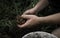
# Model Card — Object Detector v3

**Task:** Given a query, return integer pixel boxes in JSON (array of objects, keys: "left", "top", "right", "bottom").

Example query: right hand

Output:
[
  {"left": 17, "top": 15, "right": 42, "bottom": 28},
  {"left": 23, "top": 8, "right": 37, "bottom": 15}
]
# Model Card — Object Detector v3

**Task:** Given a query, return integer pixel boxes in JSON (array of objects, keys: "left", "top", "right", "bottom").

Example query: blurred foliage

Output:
[
  {"left": 0, "top": 0, "right": 39, "bottom": 27},
  {"left": 0, "top": 0, "right": 59, "bottom": 38}
]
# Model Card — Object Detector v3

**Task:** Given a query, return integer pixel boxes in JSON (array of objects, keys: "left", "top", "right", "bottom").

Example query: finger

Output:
[
  {"left": 21, "top": 15, "right": 33, "bottom": 19},
  {"left": 18, "top": 20, "right": 32, "bottom": 28},
  {"left": 23, "top": 12, "right": 35, "bottom": 15},
  {"left": 23, "top": 12, "right": 29, "bottom": 15},
  {"left": 23, "top": 12, "right": 33, "bottom": 15},
  {"left": 22, "top": 11, "right": 29, "bottom": 15}
]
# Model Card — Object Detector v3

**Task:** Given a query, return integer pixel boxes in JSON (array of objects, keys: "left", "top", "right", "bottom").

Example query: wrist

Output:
[
  {"left": 38, "top": 17, "right": 48, "bottom": 24},
  {"left": 33, "top": 7, "right": 40, "bottom": 13}
]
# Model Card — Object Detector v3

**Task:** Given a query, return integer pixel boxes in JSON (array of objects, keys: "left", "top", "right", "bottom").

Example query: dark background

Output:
[{"left": 0, "top": 0, "right": 59, "bottom": 38}]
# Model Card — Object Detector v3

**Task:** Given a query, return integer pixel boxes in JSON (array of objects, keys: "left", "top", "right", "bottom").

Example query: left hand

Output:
[{"left": 17, "top": 15, "right": 42, "bottom": 28}]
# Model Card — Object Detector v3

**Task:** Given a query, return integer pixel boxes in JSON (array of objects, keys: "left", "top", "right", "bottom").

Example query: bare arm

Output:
[
  {"left": 18, "top": 13, "right": 60, "bottom": 28},
  {"left": 34, "top": 0, "right": 49, "bottom": 12},
  {"left": 41, "top": 13, "right": 60, "bottom": 24},
  {"left": 23, "top": 0, "right": 49, "bottom": 15}
]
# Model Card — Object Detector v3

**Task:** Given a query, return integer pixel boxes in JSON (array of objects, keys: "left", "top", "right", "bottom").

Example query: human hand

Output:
[
  {"left": 23, "top": 8, "right": 37, "bottom": 15},
  {"left": 17, "top": 15, "right": 43, "bottom": 28}
]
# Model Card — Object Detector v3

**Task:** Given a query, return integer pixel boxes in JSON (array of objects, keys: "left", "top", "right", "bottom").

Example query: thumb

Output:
[{"left": 21, "top": 15, "right": 32, "bottom": 19}]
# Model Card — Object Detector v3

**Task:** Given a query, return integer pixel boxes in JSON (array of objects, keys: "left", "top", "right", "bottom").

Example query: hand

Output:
[
  {"left": 23, "top": 8, "right": 37, "bottom": 15},
  {"left": 17, "top": 15, "right": 43, "bottom": 28}
]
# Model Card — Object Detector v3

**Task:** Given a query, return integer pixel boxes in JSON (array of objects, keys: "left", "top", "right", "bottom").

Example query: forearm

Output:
[
  {"left": 34, "top": 0, "right": 48, "bottom": 12},
  {"left": 40, "top": 13, "right": 60, "bottom": 24}
]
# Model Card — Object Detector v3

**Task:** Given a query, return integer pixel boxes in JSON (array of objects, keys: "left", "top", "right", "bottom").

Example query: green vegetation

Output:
[{"left": 0, "top": 0, "right": 58, "bottom": 38}]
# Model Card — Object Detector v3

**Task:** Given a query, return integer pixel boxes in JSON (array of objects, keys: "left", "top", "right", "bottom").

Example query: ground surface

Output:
[{"left": 0, "top": 0, "right": 59, "bottom": 38}]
